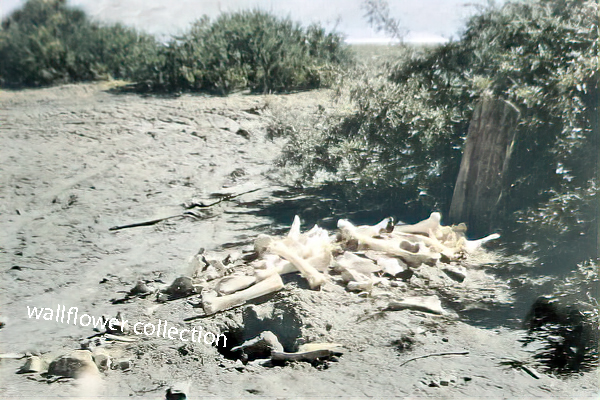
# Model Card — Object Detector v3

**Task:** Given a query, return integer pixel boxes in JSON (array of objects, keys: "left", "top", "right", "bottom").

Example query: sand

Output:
[{"left": 0, "top": 83, "right": 597, "bottom": 399}]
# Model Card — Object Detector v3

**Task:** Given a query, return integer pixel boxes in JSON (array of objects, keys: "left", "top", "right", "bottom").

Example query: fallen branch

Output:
[
  {"left": 109, "top": 188, "right": 262, "bottom": 231},
  {"left": 182, "top": 187, "right": 261, "bottom": 209},
  {"left": 399, "top": 351, "right": 469, "bottom": 367},
  {"left": 109, "top": 212, "right": 199, "bottom": 231}
]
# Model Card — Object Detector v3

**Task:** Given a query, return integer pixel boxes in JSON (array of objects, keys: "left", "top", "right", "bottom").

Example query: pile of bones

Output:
[
  {"left": 171, "top": 212, "right": 504, "bottom": 363},
  {"left": 15, "top": 212, "right": 505, "bottom": 378}
]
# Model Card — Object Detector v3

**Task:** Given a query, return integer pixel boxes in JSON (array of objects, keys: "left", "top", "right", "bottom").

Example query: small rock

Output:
[
  {"left": 116, "top": 359, "right": 132, "bottom": 371},
  {"left": 129, "top": 280, "right": 154, "bottom": 296},
  {"left": 48, "top": 350, "right": 99, "bottom": 378},
  {"left": 163, "top": 277, "right": 200, "bottom": 299},
  {"left": 166, "top": 381, "right": 190, "bottom": 400},
  {"left": 442, "top": 265, "right": 467, "bottom": 283},
  {"left": 92, "top": 348, "right": 111, "bottom": 371}
]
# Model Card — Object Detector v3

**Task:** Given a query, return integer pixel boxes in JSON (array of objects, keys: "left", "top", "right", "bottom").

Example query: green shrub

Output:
[
  {"left": 276, "top": 0, "right": 597, "bottom": 239},
  {"left": 136, "top": 10, "right": 351, "bottom": 94},
  {"left": 0, "top": 0, "right": 159, "bottom": 87}
]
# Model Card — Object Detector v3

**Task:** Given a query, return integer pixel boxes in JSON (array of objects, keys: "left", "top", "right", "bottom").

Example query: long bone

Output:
[
  {"left": 202, "top": 274, "right": 284, "bottom": 315},
  {"left": 338, "top": 220, "right": 439, "bottom": 265},
  {"left": 269, "top": 241, "right": 328, "bottom": 289},
  {"left": 215, "top": 275, "right": 257, "bottom": 295},
  {"left": 254, "top": 251, "right": 331, "bottom": 281}
]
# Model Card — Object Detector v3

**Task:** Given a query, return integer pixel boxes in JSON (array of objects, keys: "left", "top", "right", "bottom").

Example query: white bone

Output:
[
  {"left": 271, "top": 349, "right": 334, "bottom": 362},
  {"left": 297, "top": 343, "right": 344, "bottom": 352},
  {"left": 394, "top": 212, "right": 442, "bottom": 236},
  {"left": 216, "top": 275, "right": 257, "bottom": 295},
  {"left": 376, "top": 256, "right": 408, "bottom": 277},
  {"left": 254, "top": 260, "right": 297, "bottom": 280},
  {"left": 355, "top": 217, "right": 394, "bottom": 237},
  {"left": 269, "top": 241, "right": 328, "bottom": 289},
  {"left": 231, "top": 331, "right": 284, "bottom": 354},
  {"left": 386, "top": 295, "right": 446, "bottom": 315},
  {"left": 254, "top": 234, "right": 274, "bottom": 255},
  {"left": 463, "top": 233, "right": 501, "bottom": 253},
  {"left": 334, "top": 252, "right": 381, "bottom": 275},
  {"left": 202, "top": 274, "right": 284, "bottom": 315},
  {"left": 338, "top": 219, "right": 439, "bottom": 265},
  {"left": 288, "top": 215, "right": 302, "bottom": 241},
  {"left": 347, "top": 280, "right": 373, "bottom": 292}
]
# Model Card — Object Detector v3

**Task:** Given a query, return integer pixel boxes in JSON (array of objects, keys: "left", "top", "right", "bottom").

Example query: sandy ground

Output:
[{"left": 0, "top": 83, "right": 597, "bottom": 399}]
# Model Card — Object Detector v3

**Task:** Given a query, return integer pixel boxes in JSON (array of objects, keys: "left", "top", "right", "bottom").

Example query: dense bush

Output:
[
  {"left": 1, "top": 2, "right": 347, "bottom": 93},
  {"left": 275, "top": 0, "right": 597, "bottom": 247},
  {"left": 0, "top": 0, "right": 158, "bottom": 87},
  {"left": 135, "top": 10, "right": 351, "bottom": 94}
]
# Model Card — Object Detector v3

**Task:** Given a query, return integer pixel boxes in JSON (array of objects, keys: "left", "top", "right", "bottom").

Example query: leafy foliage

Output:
[
  {"left": 0, "top": 2, "right": 348, "bottom": 93},
  {"left": 0, "top": 0, "right": 158, "bottom": 87},
  {"left": 276, "top": 0, "right": 598, "bottom": 239},
  {"left": 523, "top": 260, "right": 599, "bottom": 373},
  {"left": 135, "top": 10, "right": 351, "bottom": 94}
]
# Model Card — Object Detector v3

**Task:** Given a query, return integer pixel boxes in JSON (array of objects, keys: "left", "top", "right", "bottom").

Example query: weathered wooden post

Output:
[{"left": 449, "top": 94, "right": 520, "bottom": 236}]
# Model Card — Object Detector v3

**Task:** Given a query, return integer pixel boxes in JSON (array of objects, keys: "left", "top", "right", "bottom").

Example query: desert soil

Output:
[{"left": 0, "top": 83, "right": 597, "bottom": 399}]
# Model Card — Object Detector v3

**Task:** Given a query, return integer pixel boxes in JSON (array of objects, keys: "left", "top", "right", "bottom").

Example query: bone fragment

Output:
[
  {"left": 216, "top": 275, "right": 257, "bottom": 295},
  {"left": 376, "top": 256, "right": 409, "bottom": 277},
  {"left": 0, "top": 353, "right": 26, "bottom": 359},
  {"left": 19, "top": 356, "right": 47, "bottom": 373},
  {"left": 347, "top": 280, "right": 373, "bottom": 292},
  {"left": 297, "top": 343, "right": 344, "bottom": 353},
  {"left": 463, "top": 233, "right": 501, "bottom": 253},
  {"left": 386, "top": 295, "right": 446, "bottom": 315},
  {"left": 355, "top": 217, "right": 394, "bottom": 237},
  {"left": 254, "top": 256, "right": 297, "bottom": 280},
  {"left": 231, "top": 331, "right": 284, "bottom": 360},
  {"left": 394, "top": 212, "right": 442, "bottom": 236},
  {"left": 202, "top": 274, "right": 284, "bottom": 315},
  {"left": 334, "top": 252, "right": 381, "bottom": 275},
  {"left": 338, "top": 220, "right": 439, "bottom": 265},
  {"left": 254, "top": 234, "right": 274, "bottom": 255},
  {"left": 288, "top": 215, "right": 302, "bottom": 241},
  {"left": 271, "top": 349, "right": 334, "bottom": 362},
  {"left": 269, "top": 241, "right": 327, "bottom": 289}
]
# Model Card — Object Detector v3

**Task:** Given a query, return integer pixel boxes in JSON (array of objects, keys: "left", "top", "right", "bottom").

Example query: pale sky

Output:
[{"left": 1, "top": 0, "right": 509, "bottom": 43}]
